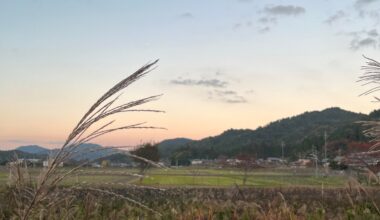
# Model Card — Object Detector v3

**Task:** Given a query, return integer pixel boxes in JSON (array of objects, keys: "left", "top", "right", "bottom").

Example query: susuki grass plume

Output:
[
  {"left": 358, "top": 56, "right": 380, "bottom": 151},
  {"left": 9, "top": 60, "right": 165, "bottom": 220}
]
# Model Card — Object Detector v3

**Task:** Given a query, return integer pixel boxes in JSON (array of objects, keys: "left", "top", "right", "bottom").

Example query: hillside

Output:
[
  {"left": 67, "top": 143, "right": 119, "bottom": 161},
  {"left": 8, "top": 144, "right": 120, "bottom": 162},
  {"left": 169, "top": 107, "right": 370, "bottom": 161},
  {"left": 158, "top": 138, "right": 193, "bottom": 158},
  {"left": 16, "top": 145, "right": 50, "bottom": 155}
]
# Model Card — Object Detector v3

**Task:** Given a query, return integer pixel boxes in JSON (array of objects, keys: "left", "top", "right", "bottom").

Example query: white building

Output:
[
  {"left": 191, "top": 159, "right": 203, "bottom": 165},
  {"left": 43, "top": 160, "right": 63, "bottom": 167}
]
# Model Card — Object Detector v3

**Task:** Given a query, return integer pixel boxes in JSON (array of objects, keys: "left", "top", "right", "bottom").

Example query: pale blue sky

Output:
[{"left": 1, "top": 0, "right": 380, "bottom": 148}]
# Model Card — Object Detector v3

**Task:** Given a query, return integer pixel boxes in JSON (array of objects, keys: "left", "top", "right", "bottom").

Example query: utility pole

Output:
[
  {"left": 324, "top": 131, "right": 328, "bottom": 160},
  {"left": 311, "top": 145, "right": 318, "bottom": 177},
  {"left": 281, "top": 141, "right": 285, "bottom": 161}
]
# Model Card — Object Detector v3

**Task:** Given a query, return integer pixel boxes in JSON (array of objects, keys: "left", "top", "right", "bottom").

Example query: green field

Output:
[
  {"left": 0, "top": 170, "right": 7, "bottom": 185},
  {"left": 0, "top": 167, "right": 348, "bottom": 188},
  {"left": 140, "top": 173, "right": 346, "bottom": 187},
  {"left": 139, "top": 168, "right": 347, "bottom": 187}
]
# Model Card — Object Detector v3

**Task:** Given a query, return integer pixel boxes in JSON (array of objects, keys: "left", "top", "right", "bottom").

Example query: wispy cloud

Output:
[
  {"left": 178, "top": 12, "right": 193, "bottom": 19},
  {"left": 264, "top": 5, "right": 305, "bottom": 16},
  {"left": 233, "top": 4, "right": 305, "bottom": 33},
  {"left": 171, "top": 72, "right": 251, "bottom": 104},
  {"left": 233, "top": 23, "right": 243, "bottom": 30},
  {"left": 354, "top": 0, "right": 380, "bottom": 23},
  {"left": 355, "top": 0, "right": 379, "bottom": 9},
  {"left": 258, "top": 26, "right": 271, "bottom": 33},
  {"left": 258, "top": 17, "right": 277, "bottom": 25},
  {"left": 329, "top": 0, "right": 380, "bottom": 50},
  {"left": 171, "top": 78, "right": 228, "bottom": 88},
  {"left": 351, "top": 37, "right": 377, "bottom": 50},
  {"left": 225, "top": 95, "right": 247, "bottom": 103},
  {"left": 254, "top": 4, "right": 305, "bottom": 33},
  {"left": 325, "top": 10, "right": 347, "bottom": 25},
  {"left": 210, "top": 89, "right": 248, "bottom": 104},
  {"left": 368, "top": 29, "right": 379, "bottom": 37},
  {"left": 233, "top": 21, "right": 253, "bottom": 30},
  {"left": 367, "top": 29, "right": 379, "bottom": 37},
  {"left": 341, "top": 29, "right": 379, "bottom": 50},
  {"left": 214, "top": 90, "right": 237, "bottom": 96}
]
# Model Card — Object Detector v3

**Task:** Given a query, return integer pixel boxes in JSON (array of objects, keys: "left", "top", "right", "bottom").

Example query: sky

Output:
[{"left": 1, "top": 0, "right": 380, "bottom": 149}]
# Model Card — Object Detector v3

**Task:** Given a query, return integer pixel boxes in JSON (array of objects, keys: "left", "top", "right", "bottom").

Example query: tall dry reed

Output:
[{"left": 9, "top": 60, "right": 164, "bottom": 219}]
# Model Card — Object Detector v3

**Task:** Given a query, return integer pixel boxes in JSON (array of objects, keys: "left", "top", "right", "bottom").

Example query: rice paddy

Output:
[{"left": 0, "top": 166, "right": 348, "bottom": 188}]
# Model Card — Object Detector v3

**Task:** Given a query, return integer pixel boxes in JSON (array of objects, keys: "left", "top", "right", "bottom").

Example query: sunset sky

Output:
[{"left": 1, "top": 0, "right": 380, "bottom": 149}]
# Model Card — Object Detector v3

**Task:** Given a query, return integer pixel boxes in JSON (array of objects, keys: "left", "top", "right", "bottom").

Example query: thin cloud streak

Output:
[
  {"left": 171, "top": 78, "right": 228, "bottom": 88},
  {"left": 355, "top": 0, "right": 379, "bottom": 9},
  {"left": 171, "top": 73, "right": 250, "bottom": 104},
  {"left": 264, "top": 5, "right": 306, "bottom": 16},
  {"left": 351, "top": 37, "right": 377, "bottom": 50},
  {"left": 258, "top": 17, "right": 277, "bottom": 24},
  {"left": 325, "top": 10, "right": 347, "bottom": 25},
  {"left": 254, "top": 4, "right": 305, "bottom": 33},
  {"left": 179, "top": 12, "right": 193, "bottom": 19},
  {"left": 210, "top": 89, "right": 248, "bottom": 104}
]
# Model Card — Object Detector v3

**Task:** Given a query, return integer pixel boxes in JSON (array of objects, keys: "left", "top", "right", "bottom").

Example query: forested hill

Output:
[
  {"left": 157, "top": 138, "right": 193, "bottom": 158},
  {"left": 168, "top": 107, "right": 373, "bottom": 161}
]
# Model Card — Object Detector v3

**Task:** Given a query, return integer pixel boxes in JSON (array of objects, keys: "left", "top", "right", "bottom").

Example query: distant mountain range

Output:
[
  {"left": 1, "top": 107, "right": 378, "bottom": 164},
  {"left": 1, "top": 139, "right": 194, "bottom": 164},
  {"left": 16, "top": 145, "right": 50, "bottom": 154},
  {"left": 165, "top": 107, "right": 375, "bottom": 162},
  {"left": 0, "top": 143, "right": 121, "bottom": 164}
]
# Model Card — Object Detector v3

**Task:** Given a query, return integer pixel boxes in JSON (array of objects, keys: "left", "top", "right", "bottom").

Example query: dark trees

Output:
[{"left": 131, "top": 143, "right": 160, "bottom": 173}]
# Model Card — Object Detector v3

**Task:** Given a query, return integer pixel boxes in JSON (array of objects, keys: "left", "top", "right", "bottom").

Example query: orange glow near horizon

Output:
[{"left": 1, "top": 97, "right": 376, "bottom": 150}]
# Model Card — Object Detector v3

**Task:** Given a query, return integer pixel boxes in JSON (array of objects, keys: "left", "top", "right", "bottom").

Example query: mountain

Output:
[
  {"left": 169, "top": 107, "right": 371, "bottom": 161},
  {"left": 158, "top": 138, "right": 193, "bottom": 158},
  {"left": 0, "top": 150, "right": 46, "bottom": 165},
  {"left": 16, "top": 145, "right": 50, "bottom": 155},
  {"left": 68, "top": 143, "right": 119, "bottom": 161},
  {"left": 11, "top": 143, "right": 120, "bottom": 162}
]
